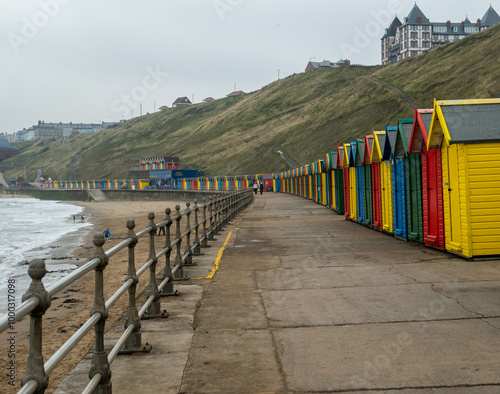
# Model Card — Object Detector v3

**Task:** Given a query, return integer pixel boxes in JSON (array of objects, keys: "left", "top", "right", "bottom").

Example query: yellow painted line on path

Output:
[{"left": 191, "top": 197, "right": 257, "bottom": 280}]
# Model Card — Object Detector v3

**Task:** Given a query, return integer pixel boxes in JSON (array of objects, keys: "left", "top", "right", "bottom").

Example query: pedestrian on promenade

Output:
[
  {"left": 103, "top": 228, "right": 112, "bottom": 242},
  {"left": 253, "top": 182, "right": 259, "bottom": 195},
  {"left": 259, "top": 182, "right": 264, "bottom": 195}
]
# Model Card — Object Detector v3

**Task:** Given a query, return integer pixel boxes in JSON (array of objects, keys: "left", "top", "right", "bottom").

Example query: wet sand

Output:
[{"left": 0, "top": 199, "right": 185, "bottom": 393}]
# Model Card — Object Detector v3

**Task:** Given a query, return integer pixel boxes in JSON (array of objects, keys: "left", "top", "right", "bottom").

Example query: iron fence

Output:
[{"left": 0, "top": 189, "right": 254, "bottom": 394}]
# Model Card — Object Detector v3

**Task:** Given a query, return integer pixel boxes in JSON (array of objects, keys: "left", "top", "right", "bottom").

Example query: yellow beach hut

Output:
[{"left": 427, "top": 98, "right": 500, "bottom": 258}]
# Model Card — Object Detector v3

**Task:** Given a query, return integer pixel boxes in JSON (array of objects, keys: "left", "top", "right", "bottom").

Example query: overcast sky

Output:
[{"left": 1, "top": 0, "right": 497, "bottom": 134}]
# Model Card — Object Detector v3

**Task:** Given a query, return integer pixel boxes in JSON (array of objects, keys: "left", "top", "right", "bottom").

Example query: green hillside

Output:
[{"left": 2, "top": 24, "right": 500, "bottom": 182}]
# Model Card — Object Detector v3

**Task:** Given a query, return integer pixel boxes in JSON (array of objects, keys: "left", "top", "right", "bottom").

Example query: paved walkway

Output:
[{"left": 56, "top": 193, "right": 500, "bottom": 393}]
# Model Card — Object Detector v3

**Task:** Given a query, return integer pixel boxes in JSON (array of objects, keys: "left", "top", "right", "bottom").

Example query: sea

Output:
[{"left": 0, "top": 197, "right": 92, "bottom": 314}]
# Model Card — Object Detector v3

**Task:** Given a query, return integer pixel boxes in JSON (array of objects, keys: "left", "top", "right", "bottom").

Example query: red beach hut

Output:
[{"left": 409, "top": 108, "right": 444, "bottom": 250}]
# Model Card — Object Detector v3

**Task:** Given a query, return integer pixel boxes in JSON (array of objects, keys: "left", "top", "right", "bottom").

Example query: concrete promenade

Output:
[{"left": 56, "top": 193, "right": 500, "bottom": 393}]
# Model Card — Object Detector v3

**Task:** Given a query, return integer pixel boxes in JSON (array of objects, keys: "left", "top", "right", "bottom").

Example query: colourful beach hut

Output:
[
  {"left": 348, "top": 141, "right": 358, "bottom": 221},
  {"left": 408, "top": 107, "right": 445, "bottom": 250},
  {"left": 407, "top": 109, "right": 432, "bottom": 243},
  {"left": 392, "top": 118, "right": 414, "bottom": 240},
  {"left": 342, "top": 143, "right": 351, "bottom": 219},
  {"left": 427, "top": 98, "right": 500, "bottom": 258},
  {"left": 371, "top": 131, "right": 385, "bottom": 230},
  {"left": 363, "top": 135, "right": 374, "bottom": 227},
  {"left": 334, "top": 146, "right": 345, "bottom": 214},
  {"left": 355, "top": 138, "right": 366, "bottom": 224},
  {"left": 381, "top": 126, "right": 397, "bottom": 234},
  {"left": 325, "top": 151, "right": 336, "bottom": 209}
]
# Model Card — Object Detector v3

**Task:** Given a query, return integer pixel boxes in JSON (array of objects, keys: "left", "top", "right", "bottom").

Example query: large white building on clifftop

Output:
[{"left": 381, "top": 4, "right": 500, "bottom": 65}]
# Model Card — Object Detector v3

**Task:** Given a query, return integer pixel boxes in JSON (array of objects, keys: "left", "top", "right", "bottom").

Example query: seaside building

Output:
[
  {"left": 381, "top": 4, "right": 500, "bottom": 65},
  {"left": 26, "top": 120, "right": 123, "bottom": 141},
  {"left": 172, "top": 97, "right": 192, "bottom": 107},
  {"left": 305, "top": 59, "right": 350, "bottom": 72},
  {"left": 0, "top": 138, "right": 19, "bottom": 160}
]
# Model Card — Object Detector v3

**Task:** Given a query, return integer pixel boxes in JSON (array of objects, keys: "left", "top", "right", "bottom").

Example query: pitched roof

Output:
[
  {"left": 226, "top": 90, "right": 245, "bottom": 97},
  {"left": 382, "top": 16, "right": 402, "bottom": 39},
  {"left": 371, "top": 131, "right": 386, "bottom": 163},
  {"left": 429, "top": 100, "right": 500, "bottom": 147},
  {"left": 481, "top": 5, "right": 500, "bottom": 27},
  {"left": 0, "top": 138, "right": 19, "bottom": 151},
  {"left": 355, "top": 139, "right": 365, "bottom": 166},
  {"left": 408, "top": 109, "right": 433, "bottom": 154},
  {"left": 383, "top": 126, "right": 398, "bottom": 160},
  {"left": 202, "top": 97, "right": 215, "bottom": 102},
  {"left": 173, "top": 96, "right": 192, "bottom": 105},
  {"left": 404, "top": 4, "right": 430, "bottom": 25},
  {"left": 363, "top": 135, "right": 374, "bottom": 165},
  {"left": 394, "top": 119, "right": 414, "bottom": 158}
]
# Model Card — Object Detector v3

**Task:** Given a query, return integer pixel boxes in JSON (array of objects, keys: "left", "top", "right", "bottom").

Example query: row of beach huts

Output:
[
  {"left": 43, "top": 98, "right": 499, "bottom": 259},
  {"left": 275, "top": 98, "right": 500, "bottom": 259}
]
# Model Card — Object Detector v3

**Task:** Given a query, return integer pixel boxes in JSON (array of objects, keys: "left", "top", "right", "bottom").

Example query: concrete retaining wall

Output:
[{"left": 2, "top": 188, "right": 226, "bottom": 202}]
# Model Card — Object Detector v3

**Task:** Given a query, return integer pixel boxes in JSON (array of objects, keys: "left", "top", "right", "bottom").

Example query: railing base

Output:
[
  {"left": 160, "top": 281, "right": 180, "bottom": 297},
  {"left": 142, "top": 309, "right": 169, "bottom": 320}
]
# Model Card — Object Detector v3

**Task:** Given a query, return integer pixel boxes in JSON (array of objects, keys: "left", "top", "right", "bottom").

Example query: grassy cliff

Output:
[{"left": 2, "top": 24, "right": 499, "bottom": 182}]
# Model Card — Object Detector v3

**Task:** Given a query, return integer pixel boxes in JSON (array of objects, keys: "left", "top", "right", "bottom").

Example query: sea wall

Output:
[
  {"left": 2, "top": 188, "right": 226, "bottom": 202},
  {"left": 103, "top": 190, "right": 225, "bottom": 202}
]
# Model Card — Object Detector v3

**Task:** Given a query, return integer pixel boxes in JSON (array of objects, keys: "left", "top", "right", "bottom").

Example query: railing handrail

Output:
[{"left": 1, "top": 188, "right": 254, "bottom": 394}]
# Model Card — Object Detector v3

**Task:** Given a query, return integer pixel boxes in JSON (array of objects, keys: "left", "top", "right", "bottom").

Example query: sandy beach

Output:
[{"left": 0, "top": 199, "right": 187, "bottom": 393}]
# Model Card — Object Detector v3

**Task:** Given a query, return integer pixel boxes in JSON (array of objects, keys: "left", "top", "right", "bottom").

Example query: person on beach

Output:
[
  {"left": 103, "top": 228, "right": 111, "bottom": 242},
  {"left": 157, "top": 225, "right": 165, "bottom": 236},
  {"left": 253, "top": 182, "right": 259, "bottom": 195},
  {"left": 73, "top": 215, "right": 76, "bottom": 223},
  {"left": 81, "top": 215, "right": 85, "bottom": 223}
]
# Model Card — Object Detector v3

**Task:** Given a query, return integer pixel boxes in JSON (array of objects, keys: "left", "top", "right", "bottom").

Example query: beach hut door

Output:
[{"left": 445, "top": 144, "right": 462, "bottom": 252}]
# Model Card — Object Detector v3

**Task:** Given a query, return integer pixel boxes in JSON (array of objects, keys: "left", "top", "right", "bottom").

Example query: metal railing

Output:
[{"left": 0, "top": 189, "right": 254, "bottom": 394}]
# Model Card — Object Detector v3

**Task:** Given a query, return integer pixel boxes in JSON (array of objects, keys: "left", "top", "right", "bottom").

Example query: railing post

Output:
[
  {"left": 173, "top": 205, "right": 187, "bottom": 281},
  {"left": 192, "top": 200, "right": 202, "bottom": 255},
  {"left": 89, "top": 233, "right": 111, "bottom": 394},
  {"left": 215, "top": 196, "right": 222, "bottom": 234},
  {"left": 21, "top": 259, "right": 51, "bottom": 393},
  {"left": 161, "top": 208, "right": 179, "bottom": 296},
  {"left": 183, "top": 202, "right": 196, "bottom": 266},
  {"left": 144, "top": 212, "right": 167, "bottom": 319},
  {"left": 122, "top": 219, "right": 152, "bottom": 352},
  {"left": 208, "top": 197, "right": 217, "bottom": 240},
  {"left": 201, "top": 198, "right": 209, "bottom": 247}
]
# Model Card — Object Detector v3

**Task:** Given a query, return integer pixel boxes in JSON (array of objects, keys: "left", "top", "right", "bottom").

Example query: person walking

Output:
[
  {"left": 103, "top": 228, "right": 112, "bottom": 242},
  {"left": 253, "top": 182, "right": 259, "bottom": 195},
  {"left": 157, "top": 225, "right": 165, "bottom": 236},
  {"left": 259, "top": 182, "right": 264, "bottom": 195}
]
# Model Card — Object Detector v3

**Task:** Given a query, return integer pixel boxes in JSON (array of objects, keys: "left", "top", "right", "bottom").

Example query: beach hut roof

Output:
[
  {"left": 409, "top": 109, "right": 433, "bottom": 154},
  {"left": 342, "top": 143, "right": 350, "bottom": 167},
  {"left": 428, "top": 99, "right": 500, "bottom": 148},
  {"left": 330, "top": 151, "right": 339, "bottom": 170},
  {"left": 349, "top": 141, "right": 357, "bottom": 168},
  {"left": 337, "top": 146, "right": 345, "bottom": 168},
  {"left": 355, "top": 138, "right": 365, "bottom": 166},
  {"left": 371, "top": 131, "right": 386, "bottom": 163},
  {"left": 363, "top": 135, "right": 374, "bottom": 165},
  {"left": 394, "top": 118, "right": 415, "bottom": 158},
  {"left": 382, "top": 126, "right": 398, "bottom": 160}
]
